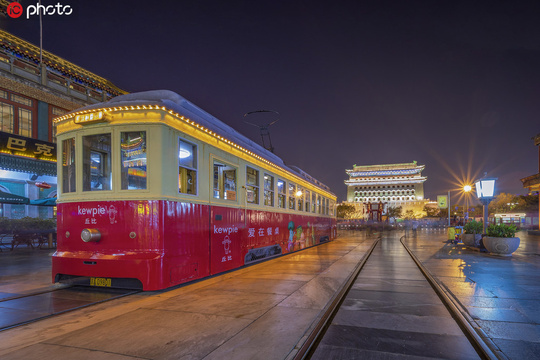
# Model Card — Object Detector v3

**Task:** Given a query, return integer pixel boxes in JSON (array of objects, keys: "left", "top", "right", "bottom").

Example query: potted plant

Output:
[
  {"left": 483, "top": 223, "right": 520, "bottom": 256},
  {"left": 462, "top": 220, "right": 483, "bottom": 248}
]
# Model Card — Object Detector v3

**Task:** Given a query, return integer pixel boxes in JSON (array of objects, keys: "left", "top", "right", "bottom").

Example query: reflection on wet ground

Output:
[{"left": 405, "top": 229, "right": 540, "bottom": 359}]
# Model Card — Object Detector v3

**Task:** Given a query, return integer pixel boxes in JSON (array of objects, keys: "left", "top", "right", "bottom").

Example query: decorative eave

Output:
[
  {"left": 521, "top": 173, "right": 540, "bottom": 191},
  {"left": 534, "top": 133, "right": 540, "bottom": 146},
  {"left": 345, "top": 176, "right": 427, "bottom": 186},
  {"left": 0, "top": 154, "right": 56, "bottom": 176},
  {"left": 346, "top": 161, "right": 425, "bottom": 176},
  {"left": 0, "top": 29, "right": 126, "bottom": 96},
  {"left": 346, "top": 167, "right": 424, "bottom": 177}
]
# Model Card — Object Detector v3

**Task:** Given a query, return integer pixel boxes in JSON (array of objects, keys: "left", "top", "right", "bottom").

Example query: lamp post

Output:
[
  {"left": 446, "top": 185, "right": 473, "bottom": 226},
  {"left": 474, "top": 178, "right": 497, "bottom": 233},
  {"left": 463, "top": 185, "right": 472, "bottom": 223}
]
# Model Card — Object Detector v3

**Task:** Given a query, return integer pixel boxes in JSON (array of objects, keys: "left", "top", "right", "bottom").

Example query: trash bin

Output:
[{"left": 447, "top": 226, "right": 455, "bottom": 241}]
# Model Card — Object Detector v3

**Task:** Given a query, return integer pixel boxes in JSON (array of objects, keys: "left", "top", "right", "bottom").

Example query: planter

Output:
[
  {"left": 462, "top": 233, "right": 482, "bottom": 248},
  {"left": 483, "top": 236, "right": 520, "bottom": 256}
]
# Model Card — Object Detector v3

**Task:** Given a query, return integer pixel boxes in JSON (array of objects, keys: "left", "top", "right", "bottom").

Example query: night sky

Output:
[{"left": 2, "top": 0, "right": 540, "bottom": 203}]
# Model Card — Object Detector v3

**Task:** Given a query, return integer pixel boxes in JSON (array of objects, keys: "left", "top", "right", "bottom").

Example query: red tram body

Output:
[{"left": 53, "top": 91, "right": 336, "bottom": 290}]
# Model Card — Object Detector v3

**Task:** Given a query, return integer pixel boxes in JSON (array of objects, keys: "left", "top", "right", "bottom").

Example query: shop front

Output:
[{"left": 0, "top": 131, "right": 56, "bottom": 219}]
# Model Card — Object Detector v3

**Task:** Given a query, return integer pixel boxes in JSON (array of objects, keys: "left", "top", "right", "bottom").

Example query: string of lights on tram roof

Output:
[{"left": 55, "top": 105, "right": 335, "bottom": 197}]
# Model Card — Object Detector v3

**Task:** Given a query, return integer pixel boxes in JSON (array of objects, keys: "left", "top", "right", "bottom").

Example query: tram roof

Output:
[{"left": 70, "top": 90, "right": 333, "bottom": 195}]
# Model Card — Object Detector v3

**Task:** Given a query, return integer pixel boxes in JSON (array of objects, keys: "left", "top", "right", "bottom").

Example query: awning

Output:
[
  {"left": 29, "top": 197, "right": 57, "bottom": 206},
  {"left": 0, "top": 191, "right": 29, "bottom": 204}
]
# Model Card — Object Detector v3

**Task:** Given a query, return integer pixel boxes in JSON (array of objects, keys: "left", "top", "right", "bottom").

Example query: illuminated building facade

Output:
[
  {"left": 0, "top": 28, "right": 126, "bottom": 218},
  {"left": 345, "top": 161, "right": 427, "bottom": 221}
]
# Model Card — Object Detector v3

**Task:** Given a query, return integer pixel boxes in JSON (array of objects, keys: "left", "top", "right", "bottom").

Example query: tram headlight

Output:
[{"left": 81, "top": 228, "right": 101, "bottom": 242}]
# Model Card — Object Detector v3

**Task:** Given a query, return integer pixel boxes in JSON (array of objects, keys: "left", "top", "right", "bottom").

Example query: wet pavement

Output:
[
  {"left": 0, "top": 229, "right": 538, "bottom": 359},
  {"left": 312, "top": 231, "right": 479, "bottom": 359},
  {"left": 405, "top": 229, "right": 540, "bottom": 360},
  {"left": 0, "top": 232, "right": 377, "bottom": 359}
]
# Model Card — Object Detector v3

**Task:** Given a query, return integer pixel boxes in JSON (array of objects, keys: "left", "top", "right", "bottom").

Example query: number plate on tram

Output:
[{"left": 90, "top": 277, "right": 112, "bottom": 287}]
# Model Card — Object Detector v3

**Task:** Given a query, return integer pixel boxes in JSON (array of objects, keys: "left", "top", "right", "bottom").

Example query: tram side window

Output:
[
  {"left": 277, "top": 179, "right": 286, "bottom": 208},
  {"left": 120, "top": 131, "right": 147, "bottom": 190},
  {"left": 179, "top": 139, "right": 197, "bottom": 195},
  {"left": 213, "top": 160, "right": 236, "bottom": 201},
  {"left": 330, "top": 199, "right": 335, "bottom": 216},
  {"left": 312, "top": 192, "right": 316, "bottom": 213},
  {"left": 317, "top": 195, "right": 321, "bottom": 214},
  {"left": 83, "top": 134, "right": 111, "bottom": 191},
  {"left": 297, "top": 187, "right": 304, "bottom": 211},
  {"left": 324, "top": 197, "right": 328, "bottom": 215},
  {"left": 305, "top": 190, "right": 310, "bottom": 212},
  {"left": 62, "top": 138, "right": 76, "bottom": 193},
  {"left": 264, "top": 173, "right": 274, "bottom": 206},
  {"left": 288, "top": 182, "right": 296, "bottom": 210},
  {"left": 246, "top": 167, "right": 259, "bottom": 204}
]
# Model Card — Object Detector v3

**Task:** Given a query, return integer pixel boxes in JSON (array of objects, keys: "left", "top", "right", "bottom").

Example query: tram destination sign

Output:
[{"left": 0, "top": 131, "right": 56, "bottom": 162}]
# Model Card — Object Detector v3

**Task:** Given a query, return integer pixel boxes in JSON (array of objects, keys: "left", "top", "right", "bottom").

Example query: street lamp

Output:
[{"left": 474, "top": 177, "right": 497, "bottom": 233}]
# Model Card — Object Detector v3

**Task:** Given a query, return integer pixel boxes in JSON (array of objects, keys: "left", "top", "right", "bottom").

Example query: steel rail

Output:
[
  {"left": 0, "top": 286, "right": 139, "bottom": 332},
  {"left": 400, "top": 235, "right": 504, "bottom": 360},
  {"left": 292, "top": 233, "right": 381, "bottom": 360}
]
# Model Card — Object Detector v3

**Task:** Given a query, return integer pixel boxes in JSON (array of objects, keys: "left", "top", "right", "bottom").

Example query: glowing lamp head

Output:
[
  {"left": 296, "top": 190, "right": 303, "bottom": 197},
  {"left": 463, "top": 185, "right": 472, "bottom": 193},
  {"left": 474, "top": 178, "right": 496, "bottom": 199}
]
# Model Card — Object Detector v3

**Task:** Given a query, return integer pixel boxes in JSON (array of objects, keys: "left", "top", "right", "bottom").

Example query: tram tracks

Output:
[
  {"left": 0, "top": 285, "right": 139, "bottom": 331},
  {"left": 293, "top": 234, "right": 502, "bottom": 360}
]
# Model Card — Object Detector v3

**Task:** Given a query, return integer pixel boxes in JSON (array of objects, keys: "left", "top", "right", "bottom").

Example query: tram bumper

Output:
[{"left": 52, "top": 250, "right": 165, "bottom": 291}]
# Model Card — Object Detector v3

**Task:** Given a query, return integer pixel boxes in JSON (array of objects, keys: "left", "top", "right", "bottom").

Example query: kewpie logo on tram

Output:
[
  {"left": 77, "top": 204, "right": 118, "bottom": 225},
  {"left": 6, "top": 1, "right": 73, "bottom": 19}
]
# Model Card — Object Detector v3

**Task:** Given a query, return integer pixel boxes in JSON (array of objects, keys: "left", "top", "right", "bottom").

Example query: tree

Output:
[
  {"left": 423, "top": 205, "right": 439, "bottom": 217},
  {"left": 386, "top": 206, "right": 402, "bottom": 222},
  {"left": 438, "top": 208, "right": 448, "bottom": 218},
  {"left": 337, "top": 203, "right": 365, "bottom": 219},
  {"left": 515, "top": 194, "right": 539, "bottom": 213},
  {"left": 403, "top": 209, "right": 416, "bottom": 220},
  {"left": 488, "top": 193, "right": 524, "bottom": 214},
  {"left": 337, "top": 204, "right": 355, "bottom": 219}
]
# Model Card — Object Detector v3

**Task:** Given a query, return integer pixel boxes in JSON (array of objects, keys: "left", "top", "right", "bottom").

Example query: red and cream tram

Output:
[{"left": 52, "top": 90, "right": 337, "bottom": 290}]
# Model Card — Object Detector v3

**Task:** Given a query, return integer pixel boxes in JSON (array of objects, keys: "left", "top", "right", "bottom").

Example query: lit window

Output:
[
  {"left": 213, "top": 160, "right": 236, "bottom": 201},
  {"left": 18, "top": 108, "right": 32, "bottom": 137},
  {"left": 0, "top": 102, "right": 14, "bottom": 133},
  {"left": 264, "top": 174, "right": 274, "bottom": 206},
  {"left": 246, "top": 167, "right": 259, "bottom": 204},
  {"left": 288, "top": 182, "right": 296, "bottom": 210},
  {"left": 297, "top": 187, "right": 304, "bottom": 211},
  {"left": 11, "top": 94, "right": 32, "bottom": 106},
  {"left": 277, "top": 179, "right": 286, "bottom": 208},
  {"left": 178, "top": 138, "right": 197, "bottom": 195},
  {"left": 62, "top": 138, "right": 75, "bottom": 193},
  {"left": 83, "top": 133, "right": 111, "bottom": 191},
  {"left": 305, "top": 190, "right": 311, "bottom": 212},
  {"left": 120, "top": 131, "right": 147, "bottom": 190}
]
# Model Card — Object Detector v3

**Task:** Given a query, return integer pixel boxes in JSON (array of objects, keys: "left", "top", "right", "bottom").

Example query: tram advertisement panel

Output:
[
  {"left": 57, "top": 201, "right": 162, "bottom": 250},
  {"left": 210, "top": 206, "right": 244, "bottom": 274}
]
